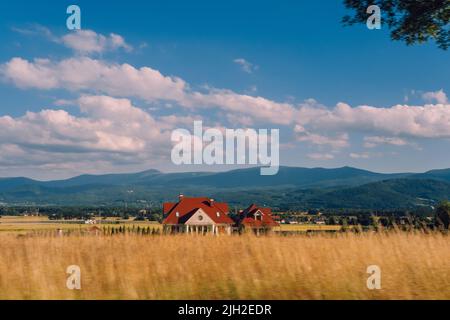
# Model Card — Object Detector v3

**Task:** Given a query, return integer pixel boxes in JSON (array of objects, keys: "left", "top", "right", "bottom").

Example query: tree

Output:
[
  {"left": 342, "top": 0, "right": 449, "bottom": 49},
  {"left": 340, "top": 218, "right": 349, "bottom": 232},
  {"left": 370, "top": 215, "right": 379, "bottom": 228},
  {"left": 436, "top": 201, "right": 450, "bottom": 229},
  {"left": 327, "top": 216, "right": 339, "bottom": 225}
]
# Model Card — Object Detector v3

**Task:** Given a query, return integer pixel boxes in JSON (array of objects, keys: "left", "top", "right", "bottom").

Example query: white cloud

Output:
[
  {"left": 188, "top": 89, "right": 295, "bottom": 125},
  {"left": 1, "top": 58, "right": 59, "bottom": 89},
  {"left": 0, "top": 57, "right": 295, "bottom": 125},
  {"left": 363, "top": 136, "right": 413, "bottom": 148},
  {"left": 349, "top": 152, "right": 370, "bottom": 159},
  {"left": 0, "top": 96, "right": 175, "bottom": 174},
  {"left": 226, "top": 113, "right": 255, "bottom": 126},
  {"left": 1, "top": 57, "right": 187, "bottom": 99},
  {"left": 294, "top": 124, "right": 349, "bottom": 149},
  {"left": 233, "top": 58, "right": 258, "bottom": 73},
  {"left": 12, "top": 25, "right": 132, "bottom": 55},
  {"left": 158, "top": 115, "right": 203, "bottom": 129},
  {"left": 296, "top": 100, "right": 450, "bottom": 139},
  {"left": 109, "top": 33, "right": 133, "bottom": 51},
  {"left": 422, "top": 89, "right": 448, "bottom": 104},
  {"left": 11, "top": 24, "right": 60, "bottom": 42},
  {"left": 307, "top": 153, "right": 334, "bottom": 160},
  {"left": 61, "top": 30, "right": 133, "bottom": 54},
  {"left": 1, "top": 54, "right": 449, "bottom": 160}
]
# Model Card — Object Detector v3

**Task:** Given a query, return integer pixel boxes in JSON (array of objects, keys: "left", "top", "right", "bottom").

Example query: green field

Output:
[{"left": 0, "top": 216, "right": 161, "bottom": 235}]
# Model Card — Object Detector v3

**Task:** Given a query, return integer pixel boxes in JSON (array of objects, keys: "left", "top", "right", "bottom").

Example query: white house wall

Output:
[{"left": 185, "top": 208, "right": 216, "bottom": 226}]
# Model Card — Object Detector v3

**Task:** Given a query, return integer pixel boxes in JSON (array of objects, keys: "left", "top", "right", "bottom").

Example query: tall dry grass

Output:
[{"left": 0, "top": 232, "right": 449, "bottom": 300}]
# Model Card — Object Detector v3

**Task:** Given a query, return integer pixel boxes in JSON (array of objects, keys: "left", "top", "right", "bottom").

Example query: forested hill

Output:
[{"left": 0, "top": 167, "right": 449, "bottom": 209}]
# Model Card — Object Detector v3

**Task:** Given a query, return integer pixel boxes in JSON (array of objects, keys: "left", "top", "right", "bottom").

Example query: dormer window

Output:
[
  {"left": 176, "top": 212, "right": 180, "bottom": 217},
  {"left": 216, "top": 212, "right": 220, "bottom": 217}
]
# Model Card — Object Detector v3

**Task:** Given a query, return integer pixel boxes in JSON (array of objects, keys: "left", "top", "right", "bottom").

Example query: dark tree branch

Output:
[{"left": 342, "top": 0, "right": 449, "bottom": 49}]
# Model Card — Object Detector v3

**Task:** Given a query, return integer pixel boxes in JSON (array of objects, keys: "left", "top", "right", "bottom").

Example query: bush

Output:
[{"left": 436, "top": 201, "right": 450, "bottom": 229}]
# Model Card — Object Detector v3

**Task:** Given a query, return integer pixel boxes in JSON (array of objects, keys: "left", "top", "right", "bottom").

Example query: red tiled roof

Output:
[
  {"left": 238, "top": 204, "right": 279, "bottom": 227},
  {"left": 162, "top": 197, "right": 233, "bottom": 225},
  {"left": 163, "top": 202, "right": 176, "bottom": 214}
]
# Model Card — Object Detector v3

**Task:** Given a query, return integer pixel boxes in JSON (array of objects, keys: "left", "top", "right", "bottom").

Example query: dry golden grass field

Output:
[{"left": 0, "top": 229, "right": 449, "bottom": 300}]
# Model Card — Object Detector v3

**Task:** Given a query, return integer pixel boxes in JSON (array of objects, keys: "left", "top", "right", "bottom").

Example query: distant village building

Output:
[
  {"left": 271, "top": 215, "right": 281, "bottom": 222},
  {"left": 235, "top": 204, "right": 280, "bottom": 235},
  {"left": 162, "top": 195, "right": 234, "bottom": 235}
]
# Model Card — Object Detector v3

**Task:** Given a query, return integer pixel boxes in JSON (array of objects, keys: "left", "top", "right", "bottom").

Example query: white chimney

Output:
[
  {"left": 210, "top": 198, "right": 215, "bottom": 206},
  {"left": 179, "top": 194, "right": 184, "bottom": 202}
]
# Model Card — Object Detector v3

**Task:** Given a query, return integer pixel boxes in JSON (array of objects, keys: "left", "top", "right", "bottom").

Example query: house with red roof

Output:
[
  {"left": 162, "top": 195, "right": 234, "bottom": 234},
  {"left": 236, "top": 204, "right": 280, "bottom": 234}
]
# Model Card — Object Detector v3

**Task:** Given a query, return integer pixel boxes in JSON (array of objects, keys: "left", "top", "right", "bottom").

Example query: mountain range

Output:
[{"left": 0, "top": 166, "right": 449, "bottom": 210}]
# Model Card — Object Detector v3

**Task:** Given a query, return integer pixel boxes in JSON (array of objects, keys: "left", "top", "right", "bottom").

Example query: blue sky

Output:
[{"left": 0, "top": 1, "right": 449, "bottom": 179}]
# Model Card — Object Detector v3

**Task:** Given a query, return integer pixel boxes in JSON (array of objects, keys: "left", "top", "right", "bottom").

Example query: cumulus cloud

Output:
[
  {"left": 422, "top": 89, "right": 448, "bottom": 104},
  {"left": 61, "top": 30, "right": 133, "bottom": 54},
  {"left": 0, "top": 57, "right": 295, "bottom": 125},
  {"left": 1, "top": 58, "right": 59, "bottom": 89},
  {"left": 1, "top": 57, "right": 187, "bottom": 99},
  {"left": 187, "top": 89, "right": 295, "bottom": 125},
  {"left": 233, "top": 58, "right": 258, "bottom": 73},
  {"left": 296, "top": 101, "right": 450, "bottom": 139},
  {"left": 0, "top": 96, "right": 174, "bottom": 174},
  {"left": 1, "top": 54, "right": 449, "bottom": 165},
  {"left": 12, "top": 25, "right": 132, "bottom": 55}
]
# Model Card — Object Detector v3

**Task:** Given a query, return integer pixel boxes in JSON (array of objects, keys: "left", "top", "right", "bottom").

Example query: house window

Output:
[
  {"left": 216, "top": 212, "right": 220, "bottom": 217},
  {"left": 198, "top": 215, "right": 203, "bottom": 221},
  {"left": 176, "top": 212, "right": 180, "bottom": 217}
]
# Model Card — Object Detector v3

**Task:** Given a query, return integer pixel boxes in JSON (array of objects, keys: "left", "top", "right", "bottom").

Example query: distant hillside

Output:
[
  {"left": 1, "top": 166, "right": 407, "bottom": 189},
  {"left": 0, "top": 177, "right": 39, "bottom": 192},
  {"left": 0, "top": 167, "right": 448, "bottom": 209},
  {"left": 44, "top": 169, "right": 164, "bottom": 188},
  {"left": 165, "top": 166, "right": 407, "bottom": 188},
  {"left": 206, "top": 179, "right": 450, "bottom": 210},
  {"left": 299, "top": 179, "right": 450, "bottom": 209},
  {"left": 410, "top": 168, "right": 450, "bottom": 183}
]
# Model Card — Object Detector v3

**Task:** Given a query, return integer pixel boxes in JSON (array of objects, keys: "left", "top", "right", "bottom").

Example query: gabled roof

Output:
[
  {"left": 238, "top": 204, "right": 279, "bottom": 227},
  {"left": 163, "top": 202, "right": 176, "bottom": 215},
  {"left": 162, "top": 197, "right": 233, "bottom": 225}
]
